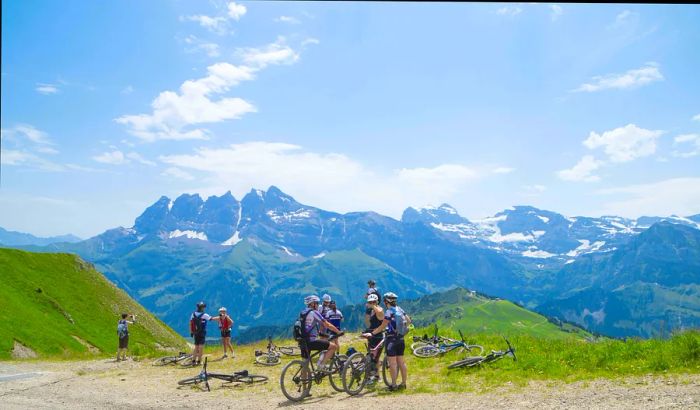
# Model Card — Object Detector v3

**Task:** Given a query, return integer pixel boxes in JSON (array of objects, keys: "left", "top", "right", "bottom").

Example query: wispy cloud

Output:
[
  {"left": 161, "top": 167, "right": 195, "bottom": 181},
  {"left": 549, "top": 5, "right": 563, "bottom": 21},
  {"left": 597, "top": 177, "right": 700, "bottom": 218},
  {"left": 557, "top": 155, "right": 603, "bottom": 182},
  {"left": 158, "top": 142, "right": 495, "bottom": 219},
  {"left": 275, "top": 16, "right": 301, "bottom": 24},
  {"left": 35, "top": 83, "right": 59, "bottom": 95},
  {"left": 236, "top": 36, "right": 300, "bottom": 69},
  {"left": 92, "top": 150, "right": 156, "bottom": 166},
  {"left": 610, "top": 10, "right": 638, "bottom": 29},
  {"left": 121, "top": 85, "right": 134, "bottom": 95},
  {"left": 693, "top": 113, "right": 700, "bottom": 122},
  {"left": 572, "top": 62, "right": 663, "bottom": 92},
  {"left": 184, "top": 35, "right": 221, "bottom": 57},
  {"left": 672, "top": 133, "right": 700, "bottom": 158},
  {"left": 496, "top": 6, "right": 522, "bottom": 17},
  {"left": 181, "top": 1, "right": 247, "bottom": 35},
  {"left": 492, "top": 167, "right": 515, "bottom": 174}
]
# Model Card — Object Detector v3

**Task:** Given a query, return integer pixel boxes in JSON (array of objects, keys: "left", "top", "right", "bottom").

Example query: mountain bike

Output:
[
  {"left": 178, "top": 358, "right": 268, "bottom": 391},
  {"left": 255, "top": 336, "right": 301, "bottom": 366},
  {"left": 413, "top": 329, "right": 484, "bottom": 358},
  {"left": 279, "top": 333, "right": 347, "bottom": 402},
  {"left": 447, "top": 337, "right": 516, "bottom": 369},
  {"left": 340, "top": 333, "right": 390, "bottom": 395},
  {"left": 410, "top": 324, "right": 453, "bottom": 351},
  {"left": 152, "top": 351, "right": 193, "bottom": 366}
]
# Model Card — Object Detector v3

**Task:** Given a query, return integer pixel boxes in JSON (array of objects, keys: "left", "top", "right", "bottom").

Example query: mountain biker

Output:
[
  {"left": 366, "top": 279, "right": 379, "bottom": 300},
  {"left": 116, "top": 313, "right": 135, "bottom": 361},
  {"left": 324, "top": 299, "right": 343, "bottom": 352},
  {"left": 215, "top": 307, "right": 234, "bottom": 358},
  {"left": 362, "top": 292, "right": 411, "bottom": 391},
  {"left": 363, "top": 293, "right": 384, "bottom": 381},
  {"left": 189, "top": 302, "right": 222, "bottom": 365},
  {"left": 299, "top": 295, "right": 341, "bottom": 371},
  {"left": 318, "top": 294, "right": 332, "bottom": 340}
]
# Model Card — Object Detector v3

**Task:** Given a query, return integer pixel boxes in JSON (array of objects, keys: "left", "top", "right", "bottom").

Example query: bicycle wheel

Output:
[
  {"left": 381, "top": 355, "right": 390, "bottom": 387},
  {"left": 278, "top": 346, "right": 301, "bottom": 356},
  {"left": 341, "top": 352, "right": 368, "bottom": 396},
  {"left": 152, "top": 356, "right": 177, "bottom": 366},
  {"left": 413, "top": 345, "right": 441, "bottom": 358},
  {"left": 327, "top": 354, "right": 347, "bottom": 393},
  {"left": 280, "top": 359, "right": 312, "bottom": 402},
  {"left": 410, "top": 341, "right": 432, "bottom": 351},
  {"left": 178, "top": 375, "right": 210, "bottom": 391},
  {"left": 467, "top": 345, "right": 485, "bottom": 356},
  {"left": 447, "top": 356, "right": 484, "bottom": 369},
  {"left": 255, "top": 353, "right": 281, "bottom": 366},
  {"left": 237, "top": 374, "right": 269, "bottom": 384},
  {"left": 179, "top": 356, "right": 196, "bottom": 367}
]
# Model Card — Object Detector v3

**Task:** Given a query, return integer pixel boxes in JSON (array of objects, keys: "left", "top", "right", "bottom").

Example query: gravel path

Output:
[{"left": 0, "top": 359, "right": 698, "bottom": 409}]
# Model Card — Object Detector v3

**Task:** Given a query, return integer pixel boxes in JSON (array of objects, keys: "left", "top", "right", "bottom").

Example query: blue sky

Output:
[{"left": 2, "top": 1, "right": 699, "bottom": 238}]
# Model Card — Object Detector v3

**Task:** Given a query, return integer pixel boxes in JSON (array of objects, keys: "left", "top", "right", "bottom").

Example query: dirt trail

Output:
[{"left": 0, "top": 359, "right": 698, "bottom": 409}]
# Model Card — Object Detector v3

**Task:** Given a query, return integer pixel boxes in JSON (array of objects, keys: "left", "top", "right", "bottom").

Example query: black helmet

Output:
[
  {"left": 196, "top": 301, "right": 206, "bottom": 308},
  {"left": 368, "top": 279, "right": 376, "bottom": 286}
]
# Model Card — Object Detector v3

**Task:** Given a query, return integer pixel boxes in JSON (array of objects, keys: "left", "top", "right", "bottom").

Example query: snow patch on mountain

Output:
[
  {"left": 522, "top": 249, "right": 556, "bottom": 258},
  {"left": 169, "top": 230, "right": 208, "bottom": 241},
  {"left": 267, "top": 209, "right": 313, "bottom": 223},
  {"left": 566, "top": 240, "right": 606, "bottom": 257},
  {"left": 537, "top": 215, "right": 550, "bottom": 223},
  {"left": 312, "top": 252, "right": 326, "bottom": 259},
  {"left": 279, "top": 246, "right": 299, "bottom": 257},
  {"left": 222, "top": 231, "right": 242, "bottom": 246}
]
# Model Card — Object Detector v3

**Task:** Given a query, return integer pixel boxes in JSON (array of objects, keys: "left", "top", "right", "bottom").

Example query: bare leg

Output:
[
  {"left": 321, "top": 343, "right": 337, "bottom": 367},
  {"left": 397, "top": 356, "right": 407, "bottom": 385},
  {"left": 388, "top": 356, "right": 398, "bottom": 386}
]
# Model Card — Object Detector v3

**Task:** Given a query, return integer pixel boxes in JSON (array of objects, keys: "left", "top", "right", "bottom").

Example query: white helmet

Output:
[
  {"left": 304, "top": 295, "right": 320, "bottom": 305},
  {"left": 322, "top": 294, "right": 332, "bottom": 303},
  {"left": 219, "top": 307, "right": 227, "bottom": 312},
  {"left": 367, "top": 294, "right": 379, "bottom": 303},
  {"left": 383, "top": 292, "right": 398, "bottom": 301}
]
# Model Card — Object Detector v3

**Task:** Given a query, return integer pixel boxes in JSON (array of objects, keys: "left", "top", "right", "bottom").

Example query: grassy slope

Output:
[{"left": 0, "top": 248, "right": 188, "bottom": 360}]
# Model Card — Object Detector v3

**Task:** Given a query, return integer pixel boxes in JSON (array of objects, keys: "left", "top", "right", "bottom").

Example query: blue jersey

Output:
[
  {"left": 324, "top": 308, "right": 343, "bottom": 332},
  {"left": 301, "top": 308, "right": 325, "bottom": 341}
]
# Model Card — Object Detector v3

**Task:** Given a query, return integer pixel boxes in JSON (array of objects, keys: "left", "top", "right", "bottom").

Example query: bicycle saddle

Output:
[{"left": 234, "top": 370, "right": 249, "bottom": 376}]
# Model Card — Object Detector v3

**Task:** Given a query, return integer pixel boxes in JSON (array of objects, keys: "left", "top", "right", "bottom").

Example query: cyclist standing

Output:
[
  {"left": 365, "top": 279, "right": 379, "bottom": 300},
  {"left": 363, "top": 292, "right": 411, "bottom": 391},
  {"left": 324, "top": 299, "right": 343, "bottom": 352},
  {"left": 363, "top": 293, "right": 384, "bottom": 381},
  {"left": 215, "top": 307, "right": 234, "bottom": 358},
  {"left": 298, "top": 295, "right": 341, "bottom": 371},
  {"left": 189, "top": 301, "right": 221, "bottom": 365},
  {"left": 116, "top": 313, "right": 135, "bottom": 361}
]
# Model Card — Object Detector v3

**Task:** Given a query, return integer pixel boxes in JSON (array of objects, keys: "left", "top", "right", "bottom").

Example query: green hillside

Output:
[
  {"left": 0, "top": 248, "right": 187, "bottom": 360},
  {"left": 405, "top": 288, "right": 592, "bottom": 340}
]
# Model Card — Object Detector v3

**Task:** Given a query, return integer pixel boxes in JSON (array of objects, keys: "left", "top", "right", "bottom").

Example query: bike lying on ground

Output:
[
  {"left": 152, "top": 351, "right": 194, "bottom": 366},
  {"left": 178, "top": 358, "right": 268, "bottom": 391},
  {"left": 410, "top": 324, "right": 452, "bottom": 351},
  {"left": 279, "top": 333, "right": 347, "bottom": 402},
  {"left": 255, "top": 336, "right": 302, "bottom": 366},
  {"left": 340, "top": 333, "right": 390, "bottom": 395},
  {"left": 447, "top": 337, "right": 516, "bottom": 369},
  {"left": 413, "top": 329, "right": 484, "bottom": 358}
]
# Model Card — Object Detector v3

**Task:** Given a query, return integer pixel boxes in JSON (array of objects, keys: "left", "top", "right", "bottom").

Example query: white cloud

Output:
[
  {"left": 36, "top": 83, "right": 59, "bottom": 95},
  {"left": 557, "top": 155, "right": 603, "bottom": 182},
  {"left": 158, "top": 142, "right": 489, "bottom": 219},
  {"left": 612, "top": 10, "right": 637, "bottom": 28},
  {"left": 115, "top": 62, "right": 257, "bottom": 141},
  {"left": 275, "top": 16, "right": 301, "bottom": 24},
  {"left": 161, "top": 167, "right": 195, "bottom": 181},
  {"left": 583, "top": 124, "right": 664, "bottom": 163},
  {"left": 597, "top": 177, "right": 700, "bottom": 218},
  {"left": 121, "top": 85, "right": 134, "bottom": 95},
  {"left": 237, "top": 37, "right": 300, "bottom": 69},
  {"left": 693, "top": 113, "right": 700, "bottom": 121},
  {"left": 672, "top": 133, "right": 700, "bottom": 158},
  {"left": 573, "top": 62, "right": 663, "bottom": 92},
  {"left": 550, "top": 5, "right": 563, "bottom": 21},
  {"left": 496, "top": 7, "right": 522, "bottom": 16},
  {"left": 523, "top": 184, "right": 547, "bottom": 194},
  {"left": 184, "top": 35, "right": 220, "bottom": 57},
  {"left": 301, "top": 38, "right": 320, "bottom": 47},
  {"left": 492, "top": 167, "right": 515, "bottom": 174},
  {"left": 227, "top": 2, "right": 247, "bottom": 20},
  {"left": 93, "top": 150, "right": 156, "bottom": 166},
  {"left": 2, "top": 124, "right": 53, "bottom": 145}
]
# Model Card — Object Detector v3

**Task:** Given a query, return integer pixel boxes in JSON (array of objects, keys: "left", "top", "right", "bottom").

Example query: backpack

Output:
[
  {"left": 190, "top": 312, "right": 206, "bottom": 336},
  {"left": 293, "top": 310, "right": 313, "bottom": 342},
  {"left": 391, "top": 307, "right": 411, "bottom": 337},
  {"left": 117, "top": 321, "right": 128, "bottom": 339}
]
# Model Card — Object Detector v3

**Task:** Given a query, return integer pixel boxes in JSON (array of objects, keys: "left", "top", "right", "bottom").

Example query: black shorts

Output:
[
  {"left": 118, "top": 336, "right": 129, "bottom": 349},
  {"left": 300, "top": 339, "right": 330, "bottom": 359},
  {"left": 386, "top": 336, "right": 405, "bottom": 357},
  {"left": 220, "top": 329, "right": 231, "bottom": 338},
  {"left": 194, "top": 333, "right": 206, "bottom": 346}
]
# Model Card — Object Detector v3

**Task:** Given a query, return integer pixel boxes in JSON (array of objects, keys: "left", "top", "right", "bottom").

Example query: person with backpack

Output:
[
  {"left": 189, "top": 301, "right": 219, "bottom": 365},
  {"left": 324, "top": 299, "right": 343, "bottom": 352},
  {"left": 216, "top": 307, "right": 234, "bottom": 359},
  {"left": 295, "top": 295, "right": 341, "bottom": 372},
  {"left": 116, "top": 313, "right": 135, "bottom": 361},
  {"left": 362, "top": 292, "right": 411, "bottom": 391},
  {"left": 365, "top": 279, "right": 379, "bottom": 300}
]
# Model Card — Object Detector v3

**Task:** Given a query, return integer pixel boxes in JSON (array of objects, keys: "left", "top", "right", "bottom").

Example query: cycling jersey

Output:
[
  {"left": 383, "top": 306, "right": 406, "bottom": 336},
  {"left": 324, "top": 308, "right": 343, "bottom": 331},
  {"left": 300, "top": 307, "right": 325, "bottom": 341}
]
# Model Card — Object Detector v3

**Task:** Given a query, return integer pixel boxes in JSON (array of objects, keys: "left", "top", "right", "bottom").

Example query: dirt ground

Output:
[{"left": 0, "top": 358, "right": 698, "bottom": 409}]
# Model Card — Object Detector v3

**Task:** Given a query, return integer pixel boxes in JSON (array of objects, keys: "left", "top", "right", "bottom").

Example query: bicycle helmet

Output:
[
  {"left": 383, "top": 292, "right": 398, "bottom": 301},
  {"left": 368, "top": 279, "right": 376, "bottom": 286},
  {"left": 367, "top": 294, "right": 379, "bottom": 303},
  {"left": 196, "top": 301, "right": 206, "bottom": 308},
  {"left": 219, "top": 307, "right": 227, "bottom": 312},
  {"left": 322, "top": 294, "right": 332, "bottom": 303},
  {"left": 304, "top": 295, "right": 320, "bottom": 305}
]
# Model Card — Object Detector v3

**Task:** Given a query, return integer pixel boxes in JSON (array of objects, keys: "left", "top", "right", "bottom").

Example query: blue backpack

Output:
[
  {"left": 117, "top": 320, "right": 128, "bottom": 339},
  {"left": 390, "top": 307, "right": 410, "bottom": 337}
]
